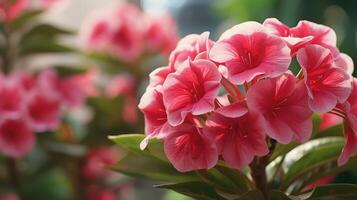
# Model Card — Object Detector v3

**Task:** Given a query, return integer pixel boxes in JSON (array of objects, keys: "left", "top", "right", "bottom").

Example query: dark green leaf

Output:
[
  {"left": 307, "top": 184, "right": 357, "bottom": 200},
  {"left": 109, "top": 134, "right": 168, "bottom": 162},
  {"left": 282, "top": 137, "right": 345, "bottom": 191},
  {"left": 112, "top": 151, "right": 197, "bottom": 182},
  {"left": 53, "top": 65, "right": 88, "bottom": 77},
  {"left": 215, "top": 165, "right": 252, "bottom": 193},
  {"left": 10, "top": 9, "right": 43, "bottom": 30},
  {"left": 235, "top": 190, "right": 264, "bottom": 200},
  {"left": 156, "top": 181, "right": 225, "bottom": 200},
  {"left": 20, "top": 42, "right": 75, "bottom": 55},
  {"left": 21, "top": 24, "right": 73, "bottom": 43},
  {"left": 270, "top": 190, "right": 292, "bottom": 200}
]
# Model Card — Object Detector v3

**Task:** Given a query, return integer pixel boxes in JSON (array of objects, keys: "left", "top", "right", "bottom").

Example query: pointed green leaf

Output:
[
  {"left": 21, "top": 24, "right": 73, "bottom": 43},
  {"left": 156, "top": 181, "right": 225, "bottom": 200},
  {"left": 10, "top": 9, "right": 43, "bottom": 30},
  {"left": 308, "top": 184, "right": 357, "bottom": 200},
  {"left": 235, "top": 190, "right": 264, "bottom": 200}
]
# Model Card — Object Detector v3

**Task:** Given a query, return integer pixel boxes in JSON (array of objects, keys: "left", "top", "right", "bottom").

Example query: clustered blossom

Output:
[
  {"left": 80, "top": 3, "right": 179, "bottom": 62},
  {"left": 0, "top": 69, "right": 94, "bottom": 158},
  {"left": 139, "top": 18, "right": 355, "bottom": 172}
]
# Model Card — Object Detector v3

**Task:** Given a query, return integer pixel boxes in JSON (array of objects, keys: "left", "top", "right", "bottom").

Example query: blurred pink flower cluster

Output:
[
  {"left": 0, "top": 0, "right": 64, "bottom": 22},
  {"left": 80, "top": 3, "right": 179, "bottom": 62},
  {"left": 139, "top": 19, "right": 356, "bottom": 172},
  {"left": 0, "top": 69, "right": 95, "bottom": 158}
]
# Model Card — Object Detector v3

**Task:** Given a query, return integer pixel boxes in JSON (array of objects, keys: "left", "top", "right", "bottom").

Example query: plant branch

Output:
[
  {"left": 250, "top": 156, "right": 270, "bottom": 200},
  {"left": 7, "top": 157, "right": 19, "bottom": 187}
]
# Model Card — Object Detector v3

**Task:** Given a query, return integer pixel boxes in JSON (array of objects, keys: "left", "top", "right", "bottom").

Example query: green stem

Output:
[
  {"left": 250, "top": 156, "right": 270, "bottom": 200},
  {"left": 7, "top": 157, "right": 19, "bottom": 187}
]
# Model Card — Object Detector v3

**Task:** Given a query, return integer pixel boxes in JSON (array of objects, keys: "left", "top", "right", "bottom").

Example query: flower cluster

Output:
[
  {"left": 80, "top": 3, "right": 179, "bottom": 62},
  {"left": 139, "top": 19, "right": 355, "bottom": 172},
  {"left": 0, "top": 69, "right": 95, "bottom": 158}
]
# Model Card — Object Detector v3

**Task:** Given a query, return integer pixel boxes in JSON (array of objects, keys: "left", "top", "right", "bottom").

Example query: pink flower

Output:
[
  {"left": 147, "top": 66, "right": 173, "bottom": 89},
  {"left": 0, "top": 118, "right": 34, "bottom": 158},
  {"left": 138, "top": 87, "right": 169, "bottom": 141},
  {"left": 209, "top": 21, "right": 291, "bottom": 84},
  {"left": 80, "top": 3, "right": 144, "bottom": 62},
  {"left": 297, "top": 44, "right": 352, "bottom": 113},
  {"left": 0, "top": 78, "right": 25, "bottom": 118},
  {"left": 82, "top": 147, "right": 119, "bottom": 180},
  {"left": 246, "top": 73, "right": 313, "bottom": 144},
  {"left": 204, "top": 110, "right": 269, "bottom": 169},
  {"left": 144, "top": 13, "right": 179, "bottom": 54},
  {"left": 163, "top": 123, "right": 218, "bottom": 172},
  {"left": 338, "top": 123, "right": 357, "bottom": 165},
  {"left": 0, "top": 0, "right": 28, "bottom": 22},
  {"left": 335, "top": 53, "right": 354, "bottom": 75},
  {"left": 13, "top": 71, "right": 36, "bottom": 91},
  {"left": 336, "top": 79, "right": 357, "bottom": 165},
  {"left": 319, "top": 113, "right": 342, "bottom": 131},
  {"left": 25, "top": 88, "right": 61, "bottom": 132},
  {"left": 163, "top": 59, "right": 221, "bottom": 126},
  {"left": 263, "top": 18, "right": 337, "bottom": 55},
  {"left": 169, "top": 32, "right": 214, "bottom": 70}
]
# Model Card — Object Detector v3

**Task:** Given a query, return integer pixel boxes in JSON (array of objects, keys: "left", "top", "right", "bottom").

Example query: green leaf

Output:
[
  {"left": 270, "top": 190, "right": 292, "bottom": 200},
  {"left": 53, "top": 65, "right": 88, "bottom": 77},
  {"left": 235, "top": 190, "right": 264, "bottom": 200},
  {"left": 156, "top": 181, "right": 225, "bottom": 200},
  {"left": 20, "top": 24, "right": 73, "bottom": 43},
  {"left": 109, "top": 134, "right": 167, "bottom": 161},
  {"left": 307, "top": 184, "right": 357, "bottom": 200},
  {"left": 215, "top": 165, "right": 252, "bottom": 193},
  {"left": 19, "top": 42, "right": 75, "bottom": 55},
  {"left": 10, "top": 9, "right": 43, "bottom": 30},
  {"left": 20, "top": 169, "right": 72, "bottom": 200},
  {"left": 314, "top": 124, "right": 343, "bottom": 139},
  {"left": 281, "top": 137, "right": 345, "bottom": 191}
]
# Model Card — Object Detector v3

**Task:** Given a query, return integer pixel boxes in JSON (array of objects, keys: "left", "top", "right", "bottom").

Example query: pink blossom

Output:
[
  {"left": 204, "top": 110, "right": 269, "bottom": 169},
  {"left": 169, "top": 32, "right": 214, "bottom": 70},
  {"left": 209, "top": 21, "right": 291, "bottom": 84},
  {"left": 106, "top": 74, "right": 135, "bottom": 97},
  {"left": 85, "top": 186, "right": 116, "bottom": 200},
  {"left": 82, "top": 147, "right": 119, "bottom": 180},
  {"left": 147, "top": 66, "right": 173, "bottom": 89},
  {"left": 138, "top": 87, "right": 169, "bottom": 141},
  {"left": 0, "top": 78, "right": 25, "bottom": 118},
  {"left": 263, "top": 18, "right": 337, "bottom": 55},
  {"left": 246, "top": 73, "right": 313, "bottom": 144},
  {"left": 338, "top": 123, "right": 357, "bottom": 165},
  {"left": 144, "top": 13, "right": 179, "bottom": 54},
  {"left": 0, "top": 118, "right": 34, "bottom": 158},
  {"left": 13, "top": 71, "right": 36, "bottom": 91},
  {"left": 297, "top": 44, "right": 352, "bottom": 113},
  {"left": 25, "top": 88, "right": 61, "bottom": 132},
  {"left": 80, "top": 4, "right": 144, "bottom": 62},
  {"left": 0, "top": 0, "right": 28, "bottom": 22},
  {"left": 163, "top": 123, "right": 218, "bottom": 172},
  {"left": 319, "top": 113, "right": 342, "bottom": 131},
  {"left": 163, "top": 59, "right": 221, "bottom": 126},
  {"left": 335, "top": 53, "right": 354, "bottom": 75}
]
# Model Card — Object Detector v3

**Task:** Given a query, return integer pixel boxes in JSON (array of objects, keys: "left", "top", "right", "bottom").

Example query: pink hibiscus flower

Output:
[
  {"left": 163, "top": 59, "right": 221, "bottom": 126},
  {"left": 0, "top": 77, "right": 26, "bottom": 118},
  {"left": 246, "top": 73, "right": 313, "bottom": 144},
  {"left": 204, "top": 110, "right": 269, "bottom": 169},
  {"left": 163, "top": 123, "right": 218, "bottom": 172},
  {"left": 209, "top": 21, "right": 291, "bottom": 84},
  {"left": 0, "top": 118, "right": 34, "bottom": 158},
  {"left": 297, "top": 44, "right": 352, "bottom": 113},
  {"left": 0, "top": 0, "right": 28, "bottom": 22},
  {"left": 147, "top": 66, "right": 173, "bottom": 89}
]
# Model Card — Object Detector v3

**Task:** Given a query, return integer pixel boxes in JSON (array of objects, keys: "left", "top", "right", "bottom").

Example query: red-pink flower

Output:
[
  {"left": 0, "top": 118, "right": 34, "bottom": 158},
  {"left": 0, "top": 193, "right": 20, "bottom": 200},
  {"left": 163, "top": 59, "right": 221, "bottom": 126},
  {"left": 25, "top": 88, "right": 61, "bottom": 132},
  {"left": 138, "top": 87, "right": 168, "bottom": 141},
  {"left": 204, "top": 110, "right": 269, "bottom": 169},
  {"left": 82, "top": 147, "right": 119, "bottom": 180},
  {"left": 85, "top": 186, "right": 116, "bottom": 200},
  {"left": 297, "top": 44, "right": 352, "bottom": 113},
  {"left": 0, "top": 0, "right": 28, "bottom": 22},
  {"left": 338, "top": 123, "right": 357, "bottom": 165},
  {"left": 144, "top": 13, "right": 179, "bottom": 54},
  {"left": 319, "top": 113, "right": 342, "bottom": 131},
  {"left": 147, "top": 66, "right": 173, "bottom": 89},
  {"left": 246, "top": 73, "right": 313, "bottom": 144},
  {"left": 209, "top": 21, "right": 291, "bottom": 84},
  {"left": 163, "top": 123, "right": 218, "bottom": 172},
  {"left": 263, "top": 18, "right": 337, "bottom": 55},
  {"left": 335, "top": 53, "right": 354, "bottom": 75},
  {"left": 0, "top": 78, "right": 25, "bottom": 118},
  {"left": 169, "top": 32, "right": 214, "bottom": 70}
]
